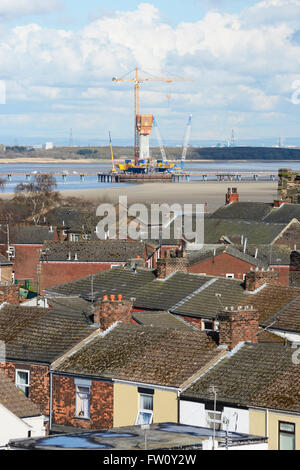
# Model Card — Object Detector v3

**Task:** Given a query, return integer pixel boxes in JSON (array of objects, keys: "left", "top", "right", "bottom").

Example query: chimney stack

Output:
[
  {"left": 244, "top": 268, "right": 279, "bottom": 292},
  {"left": 93, "top": 295, "right": 133, "bottom": 331},
  {"left": 157, "top": 256, "right": 189, "bottom": 279},
  {"left": 218, "top": 305, "right": 259, "bottom": 351},
  {"left": 225, "top": 188, "right": 239, "bottom": 205}
]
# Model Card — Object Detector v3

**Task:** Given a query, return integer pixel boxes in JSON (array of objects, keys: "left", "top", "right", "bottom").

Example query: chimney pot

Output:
[
  {"left": 110, "top": 294, "right": 115, "bottom": 302},
  {"left": 117, "top": 294, "right": 123, "bottom": 301}
]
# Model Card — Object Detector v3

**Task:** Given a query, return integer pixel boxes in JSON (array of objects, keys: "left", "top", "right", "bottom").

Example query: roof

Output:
[
  {"left": 211, "top": 201, "right": 300, "bottom": 225},
  {"left": 0, "top": 225, "right": 56, "bottom": 245},
  {"left": 0, "top": 370, "right": 41, "bottom": 418},
  {"left": 133, "top": 272, "right": 210, "bottom": 311},
  {"left": 46, "top": 267, "right": 156, "bottom": 300},
  {"left": 132, "top": 311, "right": 193, "bottom": 330},
  {"left": 43, "top": 207, "right": 99, "bottom": 233},
  {"left": 0, "top": 253, "right": 12, "bottom": 265},
  {"left": 243, "top": 244, "right": 292, "bottom": 266},
  {"left": 40, "top": 240, "right": 146, "bottom": 263},
  {"left": 262, "top": 295, "right": 300, "bottom": 333},
  {"left": 204, "top": 218, "right": 287, "bottom": 245},
  {"left": 53, "top": 323, "right": 224, "bottom": 389},
  {"left": 171, "top": 277, "right": 246, "bottom": 319},
  {"left": 0, "top": 304, "right": 95, "bottom": 363},
  {"left": 9, "top": 422, "right": 268, "bottom": 450},
  {"left": 188, "top": 245, "right": 266, "bottom": 268},
  {"left": 182, "top": 343, "right": 297, "bottom": 412}
]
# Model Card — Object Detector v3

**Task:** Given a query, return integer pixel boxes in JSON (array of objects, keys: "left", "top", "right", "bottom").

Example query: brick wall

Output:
[
  {"left": 218, "top": 306, "right": 260, "bottom": 350},
  {"left": 0, "top": 244, "right": 42, "bottom": 284},
  {"left": 52, "top": 375, "right": 113, "bottom": 430},
  {"left": 0, "top": 361, "right": 50, "bottom": 415},
  {"left": 40, "top": 261, "right": 124, "bottom": 293},
  {"left": 0, "top": 285, "right": 20, "bottom": 304},
  {"left": 188, "top": 252, "right": 257, "bottom": 280},
  {"left": 94, "top": 297, "right": 133, "bottom": 331}
]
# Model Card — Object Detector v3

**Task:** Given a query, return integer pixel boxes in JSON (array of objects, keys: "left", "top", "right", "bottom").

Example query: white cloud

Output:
[{"left": 0, "top": 0, "right": 64, "bottom": 19}]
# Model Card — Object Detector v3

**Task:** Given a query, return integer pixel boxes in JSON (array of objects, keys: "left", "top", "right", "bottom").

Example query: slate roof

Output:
[
  {"left": 211, "top": 202, "right": 273, "bottom": 221},
  {"left": 188, "top": 245, "right": 266, "bottom": 268},
  {"left": 0, "top": 371, "right": 41, "bottom": 418},
  {"left": 263, "top": 203, "right": 300, "bottom": 224},
  {"left": 0, "top": 225, "right": 56, "bottom": 245},
  {"left": 262, "top": 295, "right": 300, "bottom": 333},
  {"left": 0, "top": 304, "right": 95, "bottom": 363},
  {"left": 182, "top": 343, "right": 297, "bottom": 411},
  {"left": 40, "top": 240, "right": 146, "bottom": 263},
  {"left": 53, "top": 323, "right": 224, "bottom": 388},
  {"left": 133, "top": 273, "right": 210, "bottom": 311},
  {"left": 204, "top": 218, "right": 286, "bottom": 245},
  {"left": 132, "top": 311, "right": 193, "bottom": 330},
  {"left": 43, "top": 207, "right": 99, "bottom": 232},
  {"left": 171, "top": 277, "right": 246, "bottom": 319},
  {"left": 243, "top": 244, "right": 292, "bottom": 266},
  {"left": 46, "top": 267, "right": 156, "bottom": 300}
]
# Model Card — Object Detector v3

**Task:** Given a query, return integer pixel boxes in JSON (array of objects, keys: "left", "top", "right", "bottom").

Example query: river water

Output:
[{"left": 0, "top": 160, "right": 296, "bottom": 193}]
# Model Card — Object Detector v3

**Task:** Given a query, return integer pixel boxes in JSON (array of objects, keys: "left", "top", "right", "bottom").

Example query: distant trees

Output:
[{"left": 14, "top": 173, "right": 61, "bottom": 224}]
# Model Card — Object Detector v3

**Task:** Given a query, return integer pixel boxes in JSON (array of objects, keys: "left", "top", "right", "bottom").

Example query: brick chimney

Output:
[
  {"left": 157, "top": 256, "right": 189, "bottom": 279},
  {"left": 225, "top": 188, "right": 239, "bottom": 205},
  {"left": 244, "top": 268, "right": 279, "bottom": 292},
  {"left": 273, "top": 199, "right": 291, "bottom": 208},
  {"left": 93, "top": 295, "right": 133, "bottom": 331},
  {"left": 218, "top": 305, "right": 259, "bottom": 351}
]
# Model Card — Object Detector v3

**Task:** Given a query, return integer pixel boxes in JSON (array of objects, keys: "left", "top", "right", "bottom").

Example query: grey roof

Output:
[
  {"left": 0, "top": 225, "right": 56, "bottom": 245},
  {"left": 188, "top": 245, "right": 266, "bottom": 268},
  {"left": 171, "top": 277, "right": 246, "bottom": 319},
  {"left": 43, "top": 207, "right": 99, "bottom": 233},
  {"left": 0, "top": 304, "right": 95, "bottom": 363},
  {"left": 41, "top": 240, "right": 146, "bottom": 263},
  {"left": 0, "top": 253, "right": 12, "bottom": 265},
  {"left": 0, "top": 371, "right": 41, "bottom": 418},
  {"left": 133, "top": 272, "right": 210, "bottom": 311},
  {"left": 53, "top": 323, "right": 223, "bottom": 388},
  {"left": 243, "top": 244, "right": 291, "bottom": 266},
  {"left": 132, "top": 311, "right": 193, "bottom": 330},
  {"left": 204, "top": 218, "right": 287, "bottom": 245},
  {"left": 211, "top": 202, "right": 273, "bottom": 221},
  {"left": 264, "top": 203, "right": 300, "bottom": 224},
  {"left": 262, "top": 295, "right": 300, "bottom": 333},
  {"left": 46, "top": 266, "right": 156, "bottom": 301},
  {"left": 182, "top": 343, "right": 298, "bottom": 412}
]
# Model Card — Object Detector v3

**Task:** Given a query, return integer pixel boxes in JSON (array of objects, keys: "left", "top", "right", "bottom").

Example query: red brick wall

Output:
[
  {"left": 0, "top": 285, "right": 20, "bottom": 304},
  {"left": 52, "top": 375, "right": 113, "bottom": 430},
  {"left": 0, "top": 361, "right": 50, "bottom": 415},
  {"left": 40, "top": 262, "right": 124, "bottom": 293},
  {"left": 188, "top": 253, "right": 256, "bottom": 280},
  {"left": 218, "top": 308, "right": 260, "bottom": 350},
  {"left": 0, "top": 244, "right": 42, "bottom": 283}
]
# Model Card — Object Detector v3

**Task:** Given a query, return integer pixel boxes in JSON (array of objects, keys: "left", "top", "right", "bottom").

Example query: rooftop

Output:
[{"left": 0, "top": 370, "right": 41, "bottom": 418}]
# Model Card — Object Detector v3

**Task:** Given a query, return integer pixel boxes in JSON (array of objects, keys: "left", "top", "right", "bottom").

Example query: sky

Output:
[{"left": 1, "top": 0, "right": 300, "bottom": 146}]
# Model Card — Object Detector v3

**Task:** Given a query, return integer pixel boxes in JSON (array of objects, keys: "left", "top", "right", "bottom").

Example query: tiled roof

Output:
[
  {"left": 264, "top": 203, "right": 300, "bottom": 224},
  {"left": 46, "top": 267, "right": 156, "bottom": 300},
  {"left": 211, "top": 202, "right": 273, "bottom": 221},
  {"left": 171, "top": 277, "right": 246, "bottom": 319},
  {"left": 188, "top": 245, "right": 266, "bottom": 268},
  {"left": 43, "top": 207, "right": 99, "bottom": 232},
  {"left": 262, "top": 295, "right": 300, "bottom": 333},
  {"left": 0, "top": 304, "right": 95, "bottom": 363},
  {"left": 0, "top": 370, "right": 41, "bottom": 418},
  {"left": 182, "top": 343, "right": 297, "bottom": 411},
  {"left": 132, "top": 311, "right": 193, "bottom": 330},
  {"left": 133, "top": 273, "right": 210, "bottom": 311},
  {"left": 204, "top": 218, "right": 286, "bottom": 245},
  {"left": 243, "top": 244, "right": 291, "bottom": 266},
  {"left": 53, "top": 323, "right": 224, "bottom": 388},
  {"left": 41, "top": 240, "right": 146, "bottom": 262},
  {"left": 0, "top": 225, "right": 56, "bottom": 245}
]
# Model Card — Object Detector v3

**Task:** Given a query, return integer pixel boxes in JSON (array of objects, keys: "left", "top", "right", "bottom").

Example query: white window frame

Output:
[
  {"left": 15, "top": 369, "right": 30, "bottom": 398},
  {"left": 202, "top": 320, "right": 214, "bottom": 331},
  {"left": 70, "top": 233, "right": 79, "bottom": 242},
  {"left": 136, "top": 393, "right": 153, "bottom": 425},
  {"left": 75, "top": 385, "right": 91, "bottom": 420},
  {"left": 206, "top": 410, "right": 222, "bottom": 431},
  {"left": 226, "top": 273, "right": 235, "bottom": 279}
]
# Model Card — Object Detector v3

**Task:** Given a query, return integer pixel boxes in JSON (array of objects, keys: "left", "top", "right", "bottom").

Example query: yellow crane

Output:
[
  {"left": 109, "top": 131, "right": 117, "bottom": 173},
  {"left": 112, "top": 67, "right": 192, "bottom": 164}
]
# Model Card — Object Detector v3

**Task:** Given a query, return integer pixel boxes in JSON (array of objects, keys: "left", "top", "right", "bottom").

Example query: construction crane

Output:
[
  {"left": 153, "top": 117, "right": 167, "bottom": 161},
  {"left": 181, "top": 114, "right": 192, "bottom": 170},
  {"left": 109, "top": 131, "right": 117, "bottom": 173},
  {"left": 112, "top": 67, "right": 192, "bottom": 164}
]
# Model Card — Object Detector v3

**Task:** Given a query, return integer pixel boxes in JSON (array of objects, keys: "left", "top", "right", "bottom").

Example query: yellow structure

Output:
[
  {"left": 250, "top": 408, "right": 300, "bottom": 450},
  {"left": 113, "top": 382, "right": 178, "bottom": 428}
]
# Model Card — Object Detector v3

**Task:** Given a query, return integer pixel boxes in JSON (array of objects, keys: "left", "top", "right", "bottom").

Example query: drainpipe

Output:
[{"left": 49, "top": 369, "right": 53, "bottom": 433}]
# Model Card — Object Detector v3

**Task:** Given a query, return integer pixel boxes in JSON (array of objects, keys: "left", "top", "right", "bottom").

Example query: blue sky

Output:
[{"left": 1, "top": 0, "right": 300, "bottom": 146}]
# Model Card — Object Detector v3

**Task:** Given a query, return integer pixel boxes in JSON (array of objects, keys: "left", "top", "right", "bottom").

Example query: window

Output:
[
  {"left": 16, "top": 370, "right": 30, "bottom": 398},
  {"left": 75, "top": 386, "right": 90, "bottom": 419},
  {"left": 136, "top": 393, "right": 153, "bottom": 425},
  {"left": 70, "top": 234, "right": 79, "bottom": 242},
  {"left": 226, "top": 274, "right": 235, "bottom": 279},
  {"left": 207, "top": 411, "right": 222, "bottom": 431},
  {"left": 202, "top": 320, "right": 214, "bottom": 331},
  {"left": 279, "top": 422, "right": 295, "bottom": 450}
]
